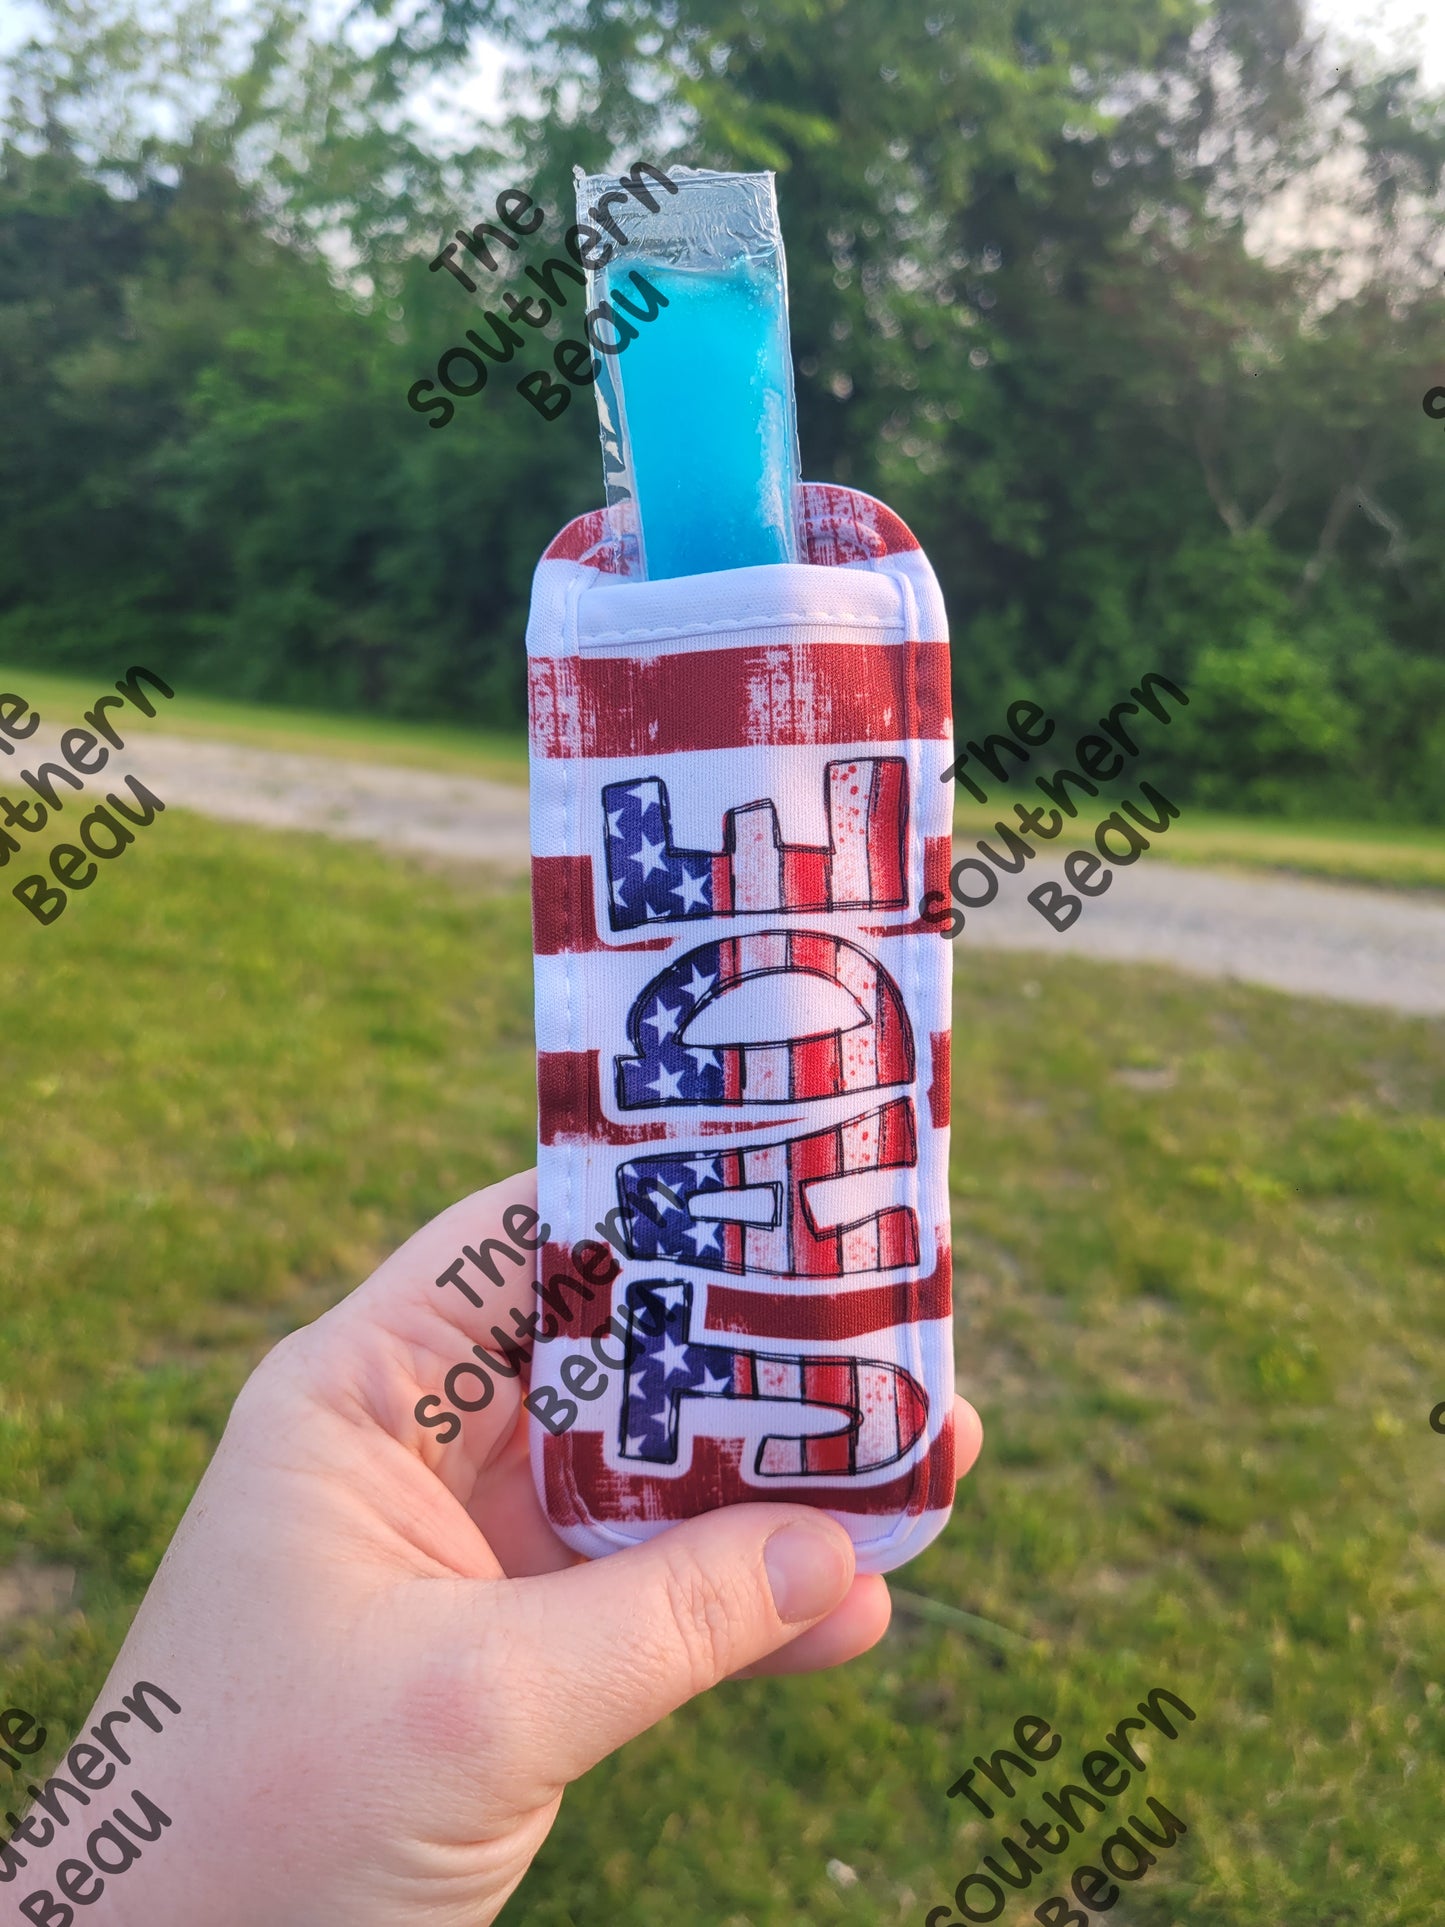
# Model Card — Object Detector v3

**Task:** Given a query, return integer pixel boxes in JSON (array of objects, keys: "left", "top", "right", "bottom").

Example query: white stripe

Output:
[
  {"left": 839, "top": 1024, "right": 880, "bottom": 1092},
  {"left": 836, "top": 941, "right": 880, "bottom": 1090},
  {"left": 841, "top": 1221, "right": 881, "bottom": 1272},
  {"left": 730, "top": 803, "right": 784, "bottom": 911},
  {"left": 756, "top": 1358, "right": 802, "bottom": 1399},
  {"left": 532, "top": 954, "right": 579, "bottom": 1051},
  {"left": 573, "top": 560, "right": 909, "bottom": 653},
  {"left": 742, "top": 1044, "right": 792, "bottom": 1102},
  {"left": 737, "top": 929, "right": 790, "bottom": 974},
  {"left": 739, "top": 1141, "right": 790, "bottom": 1273},
  {"left": 525, "top": 741, "right": 946, "bottom": 859},
  {"left": 854, "top": 1362, "right": 901, "bottom": 1469},
  {"left": 840, "top": 1112, "right": 882, "bottom": 1172},
  {"left": 807, "top": 1167, "right": 915, "bottom": 1233},
  {"left": 827, "top": 760, "right": 875, "bottom": 905}
]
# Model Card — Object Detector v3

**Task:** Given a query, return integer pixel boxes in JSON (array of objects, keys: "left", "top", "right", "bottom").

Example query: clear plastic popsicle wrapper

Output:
[
  {"left": 573, "top": 165, "right": 801, "bottom": 578},
  {"left": 523, "top": 161, "right": 958, "bottom": 1574}
]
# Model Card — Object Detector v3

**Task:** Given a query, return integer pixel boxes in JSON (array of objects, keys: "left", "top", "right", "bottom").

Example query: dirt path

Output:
[
  {"left": 128, "top": 735, "right": 533, "bottom": 869},
  {"left": 954, "top": 855, "right": 1445, "bottom": 1016},
  {"left": 125, "top": 735, "right": 1445, "bottom": 1017}
]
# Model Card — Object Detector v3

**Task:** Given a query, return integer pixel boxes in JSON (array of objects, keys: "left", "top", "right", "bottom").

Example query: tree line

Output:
[{"left": 2, "top": 0, "right": 1442, "bottom": 818}]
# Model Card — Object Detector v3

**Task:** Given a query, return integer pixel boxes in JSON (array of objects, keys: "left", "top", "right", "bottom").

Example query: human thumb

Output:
[{"left": 481, "top": 1504, "right": 856, "bottom": 1791}]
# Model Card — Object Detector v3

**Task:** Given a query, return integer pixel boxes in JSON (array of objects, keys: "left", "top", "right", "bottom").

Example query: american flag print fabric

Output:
[
  {"left": 525, "top": 482, "right": 956, "bottom": 1574},
  {"left": 619, "top": 1281, "right": 929, "bottom": 1477},
  {"left": 602, "top": 758, "right": 908, "bottom": 929},
  {"left": 614, "top": 1098, "right": 921, "bottom": 1278},
  {"left": 615, "top": 931, "right": 914, "bottom": 1108}
]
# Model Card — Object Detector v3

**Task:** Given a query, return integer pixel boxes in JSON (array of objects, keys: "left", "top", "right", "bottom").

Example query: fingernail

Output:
[{"left": 764, "top": 1521, "right": 853, "bottom": 1624}]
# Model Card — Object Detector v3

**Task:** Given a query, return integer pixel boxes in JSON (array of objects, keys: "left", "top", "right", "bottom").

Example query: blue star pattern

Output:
[
  {"left": 617, "top": 1279, "right": 930, "bottom": 1477},
  {"left": 602, "top": 779, "right": 715, "bottom": 929},
  {"left": 614, "top": 942, "right": 728, "bottom": 1108},
  {"left": 617, "top": 1152, "right": 739, "bottom": 1267},
  {"left": 619, "top": 1281, "right": 740, "bottom": 1463}
]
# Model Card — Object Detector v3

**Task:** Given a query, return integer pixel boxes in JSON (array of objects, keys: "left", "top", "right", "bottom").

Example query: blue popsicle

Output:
[
  {"left": 580, "top": 167, "right": 801, "bottom": 580},
  {"left": 597, "top": 258, "right": 797, "bottom": 579}
]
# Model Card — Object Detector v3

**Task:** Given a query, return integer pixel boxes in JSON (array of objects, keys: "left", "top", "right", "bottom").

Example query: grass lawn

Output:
[
  {"left": 1, "top": 806, "right": 1442, "bottom": 1923},
  {"left": 7, "top": 664, "right": 1445, "bottom": 894}
]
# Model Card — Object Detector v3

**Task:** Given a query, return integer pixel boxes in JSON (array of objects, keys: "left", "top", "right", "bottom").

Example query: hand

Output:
[{"left": 56, "top": 1171, "right": 982, "bottom": 1926}]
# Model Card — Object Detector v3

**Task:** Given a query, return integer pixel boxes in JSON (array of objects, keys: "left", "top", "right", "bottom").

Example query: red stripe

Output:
[
  {"left": 929, "top": 1031, "right": 951, "bottom": 1130},
  {"left": 541, "top": 508, "right": 629, "bottom": 570},
  {"left": 791, "top": 1035, "right": 843, "bottom": 1101},
  {"left": 531, "top": 856, "right": 673, "bottom": 954},
  {"left": 722, "top": 1047, "right": 743, "bottom": 1102},
  {"left": 801, "top": 1360, "right": 859, "bottom": 1474},
  {"left": 878, "top": 1096, "right": 917, "bottom": 1168},
  {"left": 865, "top": 759, "right": 908, "bottom": 905},
  {"left": 701, "top": 1243, "right": 953, "bottom": 1340},
  {"left": 792, "top": 1115, "right": 842, "bottom": 1184},
  {"left": 791, "top": 1117, "right": 842, "bottom": 1280},
  {"left": 711, "top": 852, "right": 733, "bottom": 913},
  {"left": 543, "top": 1420, "right": 954, "bottom": 1524},
  {"left": 537, "top": 1051, "right": 667, "bottom": 1146},
  {"left": 805, "top": 1429, "right": 856, "bottom": 1475},
  {"left": 538, "top": 1240, "right": 619, "bottom": 1290},
  {"left": 781, "top": 846, "right": 829, "bottom": 910},
  {"left": 796, "top": 485, "right": 922, "bottom": 563},
  {"left": 803, "top": 1359, "right": 858, "bottom": 1412},
  {"left": 864, "top": 832, "right": 954, "bottom": 937},
  {"left": 581, "top": 1242, "right": 951, "bottom": 1344},
  {"left": 895, "top": 1371, "right": 930, "bottom": 1457},
  {"left": 788, "top": 930, "right": 837, "bottom": 977},
  {"left": 877, "top": 1209, "right": 920, "bottom": 1270},
  {"left": 923, "top": 828, "right": 952, "bottom": 901},
  {"left": 872, "top": 969, "right": 914, "bottom": 1086},
  {"left": 529, "top": 642, "right": 952, "bottom": 759}
]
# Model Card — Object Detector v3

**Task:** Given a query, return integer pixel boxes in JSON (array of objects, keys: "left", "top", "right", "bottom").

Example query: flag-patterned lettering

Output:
[
  {"left": 616, "top": 930, "right": 913, "bottom": 1108},
  {"left": 604, "top": 759, "right": 908, "bottom": 929},
  {"left": 615, "top": 1098, "right": 920, "bottom": 1277},
  {"left": 619, "top": 1280, "right": 929, "bottom": 1475}
]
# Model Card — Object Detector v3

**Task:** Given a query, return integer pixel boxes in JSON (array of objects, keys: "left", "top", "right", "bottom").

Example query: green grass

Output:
[
  {"left": 0, "top": 664, "right": 531, "bottom": 783},
  {"left": 1, "top": 806, "right": 1442, "bottom": 1923}
]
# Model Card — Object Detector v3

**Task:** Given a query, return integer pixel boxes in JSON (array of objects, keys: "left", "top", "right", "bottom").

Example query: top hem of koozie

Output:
[{"left": 541, "top": 482, "right": 924, "bottom": 575}]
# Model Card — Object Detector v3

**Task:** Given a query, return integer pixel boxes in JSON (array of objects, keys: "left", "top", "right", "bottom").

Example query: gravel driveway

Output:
[
  {"left": 128, "top": 735, "right": 534, "bottom": 869},
  {"left": 125, "top": 735, "right": 1445, "bottom": 1017}
]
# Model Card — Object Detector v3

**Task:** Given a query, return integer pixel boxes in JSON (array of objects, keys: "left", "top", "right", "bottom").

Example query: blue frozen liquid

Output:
[{"left": 600, "top": 258, "right": 798, "bottom": 580}]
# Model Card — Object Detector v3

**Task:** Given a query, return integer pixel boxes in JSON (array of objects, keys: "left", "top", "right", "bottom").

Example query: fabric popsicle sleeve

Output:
[{"left": 525, "top": 481, "right": 956, "bottom": 1574}]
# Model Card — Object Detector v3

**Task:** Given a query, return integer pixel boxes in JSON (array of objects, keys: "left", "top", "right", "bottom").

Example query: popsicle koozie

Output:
[{"left": 524, "top": 165, "right": 956, "bottom": 1573}]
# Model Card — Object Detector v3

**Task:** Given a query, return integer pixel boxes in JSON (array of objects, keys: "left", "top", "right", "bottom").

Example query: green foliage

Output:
[
  {"left": 1, "top": 0, "right": 1443, "bottom": 806},
  {"left": 2, "top": 811, "right": 1442, "bottom": 1922}
]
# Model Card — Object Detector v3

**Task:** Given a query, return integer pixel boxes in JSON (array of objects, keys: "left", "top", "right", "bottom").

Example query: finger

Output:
[
  {"left": 736, "top": 1394, "right": 982, "bottom": 1677},
  {"left": 733, "top": 1572, "right": 892, "bottom": 1677},
  {"left": 479, "top": 1390, "right": 983, "bottom": 1586},
  {"left": 285, "top": 1172, "right": 549, "bottom": 1480},
  {"left": 484, "top": 1502, "right": 856, "bottom": 1790},
  {"left": 466, "top": 1413, "right": 585, "bottom": 1578},
  {"left": 953, "top": 1395, "right": 984, "bottom": 1480},
  {"left": 361, "top": 1169, "right": 549, "bottom": 1357},
  {"left": 730, "top": 1395, "right": 982, "bottom": 1677}
]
